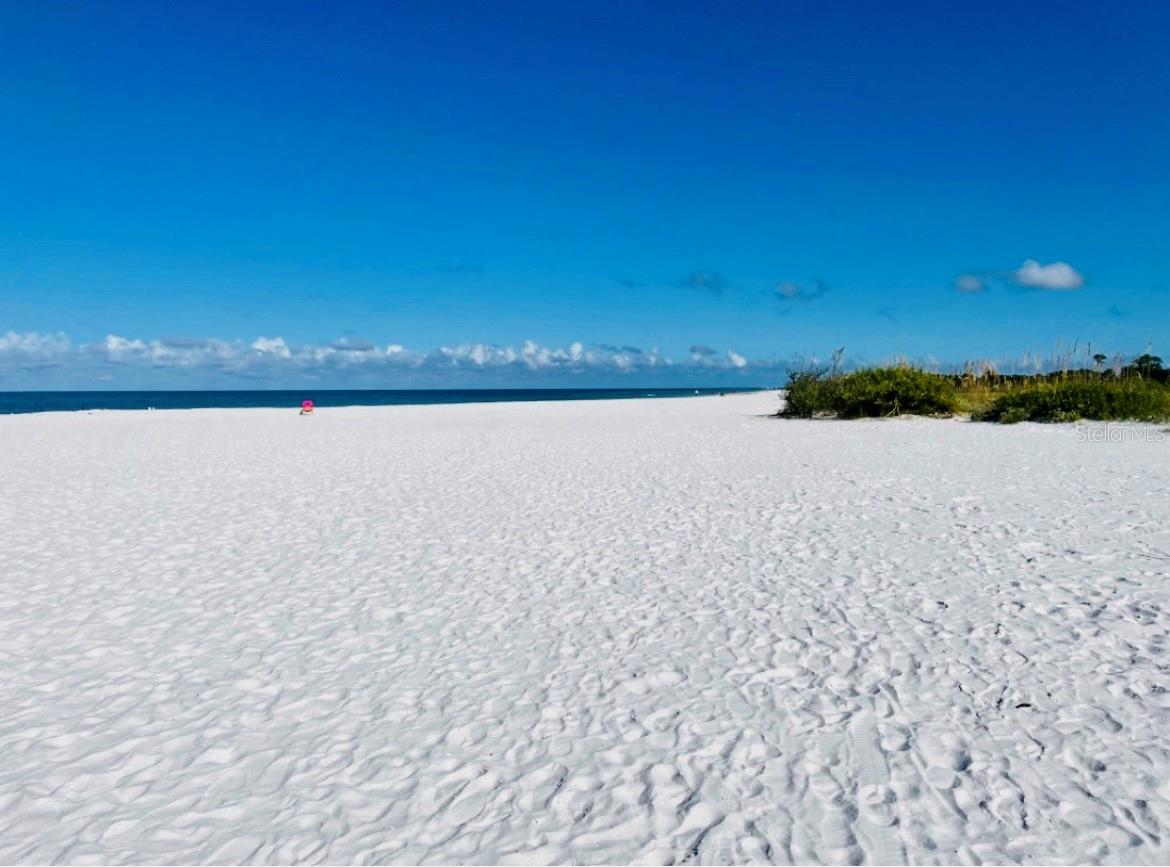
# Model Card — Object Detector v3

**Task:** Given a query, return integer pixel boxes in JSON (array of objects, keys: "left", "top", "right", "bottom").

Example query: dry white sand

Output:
[{"left": 3, "top": 391, "right": 1170, "bottom": 865}]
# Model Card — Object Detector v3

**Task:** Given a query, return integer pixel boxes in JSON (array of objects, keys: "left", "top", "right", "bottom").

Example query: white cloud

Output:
[
  {"left": 0, "top": 331, "right": 72, "bottom": 374},
  {"left": 251, "top": 336, "right": 291, "bottom": 358},
  {"left": 1014, "top": 259, "right": 1084, "bottom": 291},
  {"left": 521, "top": 339, "right": 552, "bottom": 369},
  {"left": 95, "top": 334, "right": 242, "bottom": 369},
  {"left": 0, "top": 332, "right": 778, "bottom": 385},
  {"left": 104, "top": 334, "right": 147, "bottom": 355},
  {"left": 0, "top": 330, "right": 70, "bottom": 358}
]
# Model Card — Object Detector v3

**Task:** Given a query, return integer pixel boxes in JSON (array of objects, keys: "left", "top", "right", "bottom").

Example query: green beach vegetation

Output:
[
  {"left": 783, "top": 366, "right": 958, "bottom": 419},
  {"left": 779, "top": 351, "right": 1170, "bottom": 423}
]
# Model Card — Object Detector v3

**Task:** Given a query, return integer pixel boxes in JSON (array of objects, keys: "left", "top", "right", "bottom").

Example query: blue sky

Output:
[{"left": 2, "top": 0, "right": 1169, "bottom": 387}]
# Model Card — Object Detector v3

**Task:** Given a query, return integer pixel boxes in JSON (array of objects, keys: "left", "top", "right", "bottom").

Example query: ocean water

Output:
[{"left": 0, "top": 388, "right": 763, "bottom": 415}]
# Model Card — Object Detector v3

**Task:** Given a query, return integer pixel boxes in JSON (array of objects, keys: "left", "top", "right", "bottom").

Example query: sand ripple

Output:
[{"left": 2, "top": 394, "right": 1169, "bottom": 864}]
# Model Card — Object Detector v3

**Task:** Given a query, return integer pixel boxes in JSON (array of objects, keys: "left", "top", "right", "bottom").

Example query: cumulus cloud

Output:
[
  {"left": 251, "top": 336, "right": 291, "bottom": 358},
  {"left": 1013, "top": 259, "right": 1084, "bottom": 291},
  {"left": 955, "top": 260, "right": 1084, "bottom": 294},
  {"left": 0, "top": 330, "right": 71, "bottom": 371},
  {"left": 92, "top": 334, "right": 241, "bottom": 370},
  {"left": 104, "top": 334, "right": 147, "bottom": 356},
  {"left": 0, "top": 331, "right": 781, "bottom": 386},
  {"left": 0, "top": 330, "right": 70, "bottom": 356}
]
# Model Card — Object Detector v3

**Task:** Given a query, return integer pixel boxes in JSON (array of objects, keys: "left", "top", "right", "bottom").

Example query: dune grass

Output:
[
  {"left": 781, "top": 367, "right": 957, "bottom": 419},
  {"left": 973, "top": 377, "right": 1170, "bottom": 423},
  {"left": 780, "top": 361, "right": 1170, "bottom": 423}
]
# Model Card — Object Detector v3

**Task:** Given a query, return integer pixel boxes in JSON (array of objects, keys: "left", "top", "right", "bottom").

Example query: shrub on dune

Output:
[
  {"left": 975, "top": 378, "right": 1170, "bottom": 423},
  {"left": 779, "top": 351, "right": 1170, "bottom": 424},
  {"left": 779, "top": 369, "right": 839, "bottom": 418},
  {"left": 781, "top": 367, "right": 957, "bottom": 418}
]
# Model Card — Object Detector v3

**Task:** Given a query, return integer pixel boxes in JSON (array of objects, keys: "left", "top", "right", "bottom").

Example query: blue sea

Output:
[{"left": 0, "top": 388, "right": 763, "bottom": 415}]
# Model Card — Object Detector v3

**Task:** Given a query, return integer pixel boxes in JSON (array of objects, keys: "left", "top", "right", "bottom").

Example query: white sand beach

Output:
[{"left": 3, "top": 391, "right": 1170, "bottom": 865}]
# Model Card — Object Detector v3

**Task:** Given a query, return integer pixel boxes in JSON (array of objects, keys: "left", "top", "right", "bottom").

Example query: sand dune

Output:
[{"left": 3, "top": 392, "right": 1170, "bottom": 864}]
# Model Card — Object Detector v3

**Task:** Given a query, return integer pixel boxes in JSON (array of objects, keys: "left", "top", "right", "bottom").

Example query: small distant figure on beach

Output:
[{"left": 300, "top": 399, "right": 314, "bottom": 416}]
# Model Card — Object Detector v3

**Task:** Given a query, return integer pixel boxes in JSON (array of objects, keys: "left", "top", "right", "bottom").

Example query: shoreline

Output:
[{"left": 0, "top": 386, "right": 771, "bottom": 417}]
